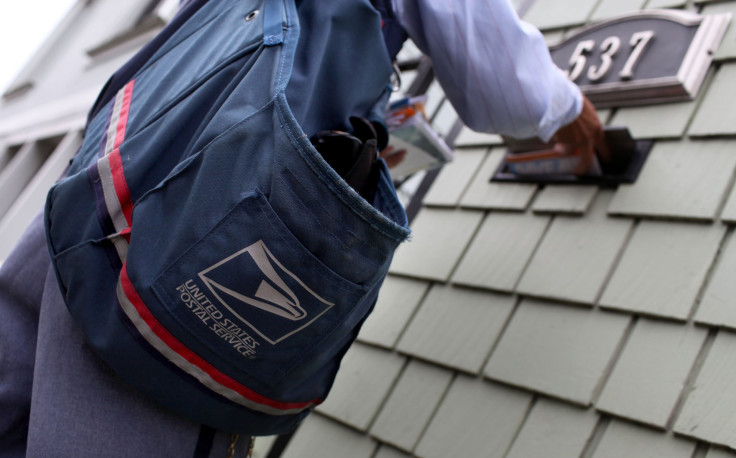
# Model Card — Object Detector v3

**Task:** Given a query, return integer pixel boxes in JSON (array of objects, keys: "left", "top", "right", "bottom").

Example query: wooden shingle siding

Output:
[
  {"left": 689, "top": 65, "right": 736, "bottom": 137},
  {"left": 674, "top": 330, "right": 736, "bottom": 448},
  {"left": 607, "top": 140, "right": 736, "bottom": 221},
  {"left": 531, "top": 184, "right": 598, "bottom": 214},
  {"left": 705, "top": 2, "right": 736, "bottom": 61},
  {"left": 357, "top": 275, "right": 430, "bottom": 349},
  {"left": 599, "top": 220, "right": 725, "bottom": 320},
  {"left": 517, "top": 190, "right": 633, "bottom": 304},
  {"left": 423, "top": 82, "right": 447, "bottom": 122},
  {"left": 459, "top": 149, "right": 538, "bottom": 210},
  {"left": 315, "top": 344, "right": 405, "bottom": 431},
  {"left": 414, "top": 376, "right": 533, "bottom": 458},
  {"left": 280, "top": 415, "right": 377, "bottom": 458},
  {"left": 696, "top": 232, "right": 736, "bottom": 328},
  {"left": 374, "top": 445, "right": 413, "bottom": 458},
  {"left": 706, "top": 448, "right": 736, "bottom": 458},
  {"left": 719, "top": 188, "right": 736, "bottom": 223},
  {"left": 422, "top": 148, "right": 487, "bottom": 208},
  {"left": 608, "top": 100, "right": 699, "bottom": 139},
  {"left": 590, "top": 0, "right": 647, "bottom": 21},
  {"left": 388, "top": 208, "right": 484, "bottom": 281},
  {"left": 591, "top": 420, "right": 696, "bottom": 458},
  {"left": 484, "top": 300, "right": 631, "bottom": 405},
  {"left": 524, "top": 0, "right": 598, "bottom": 30},
  {"left": 396, "top": 285, "right": 515, "bottom": 373},
  {"left": 504, "top": 398, "right": 598, "bottom": 458},
  {"left": 595, "top": 319, "right": 707, "bottom": 428},
  {"left": 645, "top": 0, "right": 688, "bottom": 8},
  {"left": 452, "top": 211, "right": 550, "bottom": 292},
  {"left": 369, "top": 360, "right": 453, "bottom": 452},
  {"left": 429, "top": 99, "right": 459, "bottom": 138}
]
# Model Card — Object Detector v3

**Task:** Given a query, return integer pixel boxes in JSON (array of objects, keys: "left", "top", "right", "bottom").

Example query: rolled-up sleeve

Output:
[{"left": 392, "top": 0, "right": 582, "bottom": 141}]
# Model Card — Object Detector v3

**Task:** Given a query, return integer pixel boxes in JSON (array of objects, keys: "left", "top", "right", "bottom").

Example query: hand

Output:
[
  {"left": 552, "top": 94, "right": 608, "bottom": 175},
  {"left": 379, "top": 145, "right": 407, "bottom": 169}
]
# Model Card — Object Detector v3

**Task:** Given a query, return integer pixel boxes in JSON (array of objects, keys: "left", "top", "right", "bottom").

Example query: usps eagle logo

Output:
[{"left": 198, "top": 240, "right": 334, "bottom": 344}]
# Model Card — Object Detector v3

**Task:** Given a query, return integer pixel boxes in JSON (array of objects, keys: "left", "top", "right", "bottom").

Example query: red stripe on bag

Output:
[
  {"left": 114, "top": 80, "right": 135, "bottom": 151},
  {"left": 108, "top": 148, "right": 134, "bottom": 227},
  {"left": 119, "top": 265, "right": 320, "bottom": 413},
  {"left": 120, "top": 227, "right": 131, "bottom": 243}
]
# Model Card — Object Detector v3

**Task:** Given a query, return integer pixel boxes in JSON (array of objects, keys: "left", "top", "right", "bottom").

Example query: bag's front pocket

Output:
[{"left": 146, "top": 189, "right": 368, "bottom": 390}]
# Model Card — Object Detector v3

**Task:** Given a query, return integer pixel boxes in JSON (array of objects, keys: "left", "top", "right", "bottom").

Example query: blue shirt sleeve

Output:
[{"left": 391, "top": 0, "right": 582, "bottom": 141}]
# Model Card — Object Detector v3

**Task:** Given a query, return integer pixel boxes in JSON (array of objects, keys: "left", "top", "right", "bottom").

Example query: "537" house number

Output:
[
  {"left": 564, "top": 30, "right": 654, "bottom": 82},
  {"left": 548, "top": 10, "right": 730, "bottom": 107}
]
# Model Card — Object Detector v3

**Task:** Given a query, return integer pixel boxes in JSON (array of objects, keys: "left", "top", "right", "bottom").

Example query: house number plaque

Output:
[{"left": 549, "top": 10, "right": 731, "bottom": 107}]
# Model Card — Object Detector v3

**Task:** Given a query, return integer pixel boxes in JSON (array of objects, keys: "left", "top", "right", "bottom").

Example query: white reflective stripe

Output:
[
  {"left": 115, "top": 279, "right": 308, "bottom": 416},
  {"left": 97, "top": 155, "right": 129, "bottom": 233},
  {"left": 108, "top": 233, "right": 129, "bottom": 262},
  {"left": 105, "top": 88, "right": 126, "bottom": 156}
]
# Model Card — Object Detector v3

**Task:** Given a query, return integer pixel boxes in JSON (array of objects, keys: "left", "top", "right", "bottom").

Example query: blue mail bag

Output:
[{"left": 44, "top": 0, "right": 410, "bottom": 436}]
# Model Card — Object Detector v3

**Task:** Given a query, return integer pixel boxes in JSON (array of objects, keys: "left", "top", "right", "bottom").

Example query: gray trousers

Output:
[{"left": 0, "top": 214, "right": 249, "bottom": 457}]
